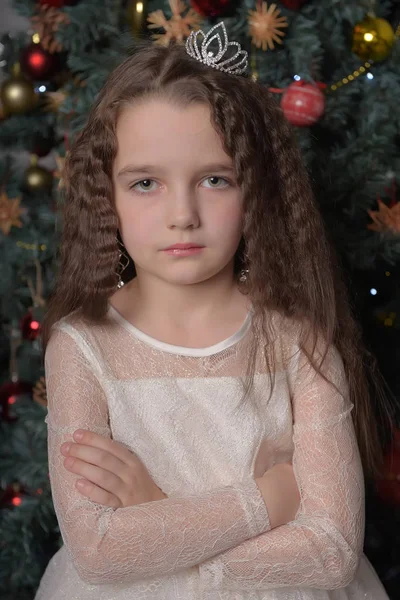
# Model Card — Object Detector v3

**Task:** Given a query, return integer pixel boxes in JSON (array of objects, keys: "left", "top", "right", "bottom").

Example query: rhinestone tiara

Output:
[{"left": 185, "top": 22, "right": 248, "bottom": 76}]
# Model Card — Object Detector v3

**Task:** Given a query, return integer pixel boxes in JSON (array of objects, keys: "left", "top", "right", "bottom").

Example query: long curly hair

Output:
[{"left": 42, "top": 41, "right": 394, "bottom": 477}]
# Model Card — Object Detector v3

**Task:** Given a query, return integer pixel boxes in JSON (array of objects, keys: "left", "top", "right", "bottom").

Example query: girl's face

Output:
[{"left": 112, "top": 98, "right": 243, "bottom": 288}]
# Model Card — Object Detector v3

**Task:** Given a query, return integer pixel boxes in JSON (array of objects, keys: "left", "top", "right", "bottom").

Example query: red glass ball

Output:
[
  {"left": 0, "top": 380, "right": 32, "bottom": 422},
  {"left": 20, "top": 309, "right": 41, "bottom": 341},
  {"left": 20, "top": 43, "right": 59, "bottom": 81},
  {"left": 280, "top": 0, "right": 308, "bottom": 9},
  {"left": 281, "top": 81, "right": 325, "bottom": 127},
  {"left": 39, "top": 0, "right": 79, "bottom": 6},
  {"left": 190, "top": 0, "right": 237, "bottom": 18}
]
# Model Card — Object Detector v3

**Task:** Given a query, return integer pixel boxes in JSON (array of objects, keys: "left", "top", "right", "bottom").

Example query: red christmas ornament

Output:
[
  {"left": 20, "top": 309, "right": 41, "bottom": 341},
  {"left": 20, "top": 42, "right": 59, "bottom": 81},
  {"left": 190, "top": 0, "right": 238, "bottom": 18},
  {"left": 281, "top": 80, "right": 325, "bottom": 127},
  {"left": 0, "top": 380, "right": 32, "bottom": 423},
  {"left": 376, "top": 430, "right": 400, "bottom": 506},
  {"left": 280, "top": 0, "right": 308, "bottom": 9},
  {"left": 39, "top": 0, "right": 79, "bottom": 6},
  {"left": 0, "top": 483, "right": 25, "bottom": 508},
  {"left": 32, "top": 135, "right": 55, "bottom": 158}
]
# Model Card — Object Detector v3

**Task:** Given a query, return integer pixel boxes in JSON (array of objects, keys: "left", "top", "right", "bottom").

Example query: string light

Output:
[
  {"left": 329, "top": 22, "right": 400, "bottom": 93},
  {"left": 329, "top": 61, "right": 372, "bottom": 92},
  {"left": 16, "top": 241, "right": 47, "bottom": 251}
]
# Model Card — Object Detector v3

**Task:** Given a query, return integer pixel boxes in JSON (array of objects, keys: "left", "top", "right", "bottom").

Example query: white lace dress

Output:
[{"left": 34, "top": 305, "right": 389, "bottom": 600}]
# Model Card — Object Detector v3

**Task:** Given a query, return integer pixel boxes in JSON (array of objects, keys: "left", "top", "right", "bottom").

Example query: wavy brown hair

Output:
[{"left": 42, "top": 41, "right": 394, "bottom": 478}]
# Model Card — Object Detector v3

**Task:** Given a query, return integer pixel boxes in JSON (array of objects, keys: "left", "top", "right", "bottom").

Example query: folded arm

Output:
[
  {"left": 199, "top": 339, "right": 365, "bottom": 591},
  {"left": 45, "top": 325, "right": 271, "bottom": 585}
]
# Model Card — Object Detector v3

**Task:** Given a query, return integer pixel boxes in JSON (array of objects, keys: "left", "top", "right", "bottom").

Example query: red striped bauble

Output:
[{"left": 281, "top": 81, "right": 325, "bottom": 127}]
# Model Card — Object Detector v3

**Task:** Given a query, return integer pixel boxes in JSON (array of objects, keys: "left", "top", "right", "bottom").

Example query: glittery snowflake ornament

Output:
[
  {"left": 0, "top": 191, "right": 24, "bottom": 235},
  {"left": 248, "top": 2, "right": 288, "bottom": 51},
  {"left": 147, "top": 0, "right": 202, "bottom": 46},
  {"left": 186, "top": 22, "right": 248, "bottom": 75}
]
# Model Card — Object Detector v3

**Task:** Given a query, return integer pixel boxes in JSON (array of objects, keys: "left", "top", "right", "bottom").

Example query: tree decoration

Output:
[
  {"left": 33, "top": 376, "right": 47, "bottom": 408},
  {"left": 190, "top": 0, "right": 239, "bottom": 18},
  {"left": 129, "top": 0, "right": 149, "bottom": 37},
  {"left": 20, "top": 41, "right": 60, "bottom": 81},
  {"left": 352, "top": 14, "right": 395, "bottom": 63},
  {"left": 31, "top": 5, "right": 71, "bottom": 54},
  {"left": 0, "top": 65, "right": 38, "bottom": 114},
  {"left": 20, "top": 309, "right": 41, "bottom": 341},
  {"left": 39, "top": 0, "right": 79, "bottom": 6},
  {"left": 54, "top": 153, "right": 67, "bottom": 188},
  {"left": 280, "top": 0, "right": 308, "bottom": 8},
  {"left": 147, "top": 0, "right": 202, "bottom": 46},
  {"left": 0, "top": 99, "right": 7, "bottom": 120},
  {"left": 368, "top": 182, "right": 400, "bottom": 234},
  {"left": 0, "top": 483, "right": 24, "bottom": 508},
  {"left": 248, "top": 2, "right": 288, "bottom": 51},
  {"left": 328, "top": 61, "right": 372, "bottom": 92},
  {"left": 280, "top": 80, "right": 325, "bottom": 126},
  {"left": 0, "top": 190, "right": 24, "bottom": 235},
  {"left": 0, "top": 327, "right": 31, "bottom": 423},
  {"left": 25, "top": 259, "right": 47, "bottom": 311},
  {"left": 23, "top": 155, "right": 53, "bottom": 193},
  {"left": 42, "top": 89, "right": 67, "bottom": 112},
  {"left": 20, "top": 259, "right": 46, "bottom": 342},
  {"left": 0, "top": 380, "right": 32, "bottom": 423}
]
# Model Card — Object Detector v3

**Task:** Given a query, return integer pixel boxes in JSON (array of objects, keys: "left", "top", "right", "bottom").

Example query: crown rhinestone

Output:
[{"left": 185, "top": 22, "right": 248, "bottom": 76}]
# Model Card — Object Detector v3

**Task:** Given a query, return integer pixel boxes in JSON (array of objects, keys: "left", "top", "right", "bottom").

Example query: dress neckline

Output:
[{"left": 107, "top": 304, "right": 253, "bottom": 357}]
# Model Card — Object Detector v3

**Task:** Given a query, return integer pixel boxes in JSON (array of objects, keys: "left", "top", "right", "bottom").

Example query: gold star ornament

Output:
[
  {"left": 147, "top": 0, "right": 202, "bottom": 46},
  {"left": 54, "top": 153, "right": 67, "bottom": 189},
  {"left": 248, "top": 2, "right": 288, "bottom": 51},
  {"left": 0, "top": 191, "right": 24, "bottom": 235},
  {"left": 368, "top": 198, "right": 400, "bottom": 234}
]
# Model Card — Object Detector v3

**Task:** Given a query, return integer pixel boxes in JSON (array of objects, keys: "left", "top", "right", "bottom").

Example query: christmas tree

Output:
[{"left": 0, "top": 1, "right": 399, "bottom": 598}]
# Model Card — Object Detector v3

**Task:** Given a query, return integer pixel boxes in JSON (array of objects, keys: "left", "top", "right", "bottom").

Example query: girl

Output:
[{"left": 36, "top": 23, "right": 392, "bottom": 600}]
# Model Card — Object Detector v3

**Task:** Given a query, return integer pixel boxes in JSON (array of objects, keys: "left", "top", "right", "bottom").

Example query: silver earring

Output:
[
  {"left": 116, "top": 238, "right": 130, "bottom": 289},
  {"left": 239, "top": 268, "right": 249, "bottom": 283}
]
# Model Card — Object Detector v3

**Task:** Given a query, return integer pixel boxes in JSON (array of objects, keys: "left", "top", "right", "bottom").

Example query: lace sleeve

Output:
[
  {"left": 199, "top": 341, "right": 365, "bottom": 591},
  {"left": 45, "top": 326, "right": 271, "bottom": 585}
]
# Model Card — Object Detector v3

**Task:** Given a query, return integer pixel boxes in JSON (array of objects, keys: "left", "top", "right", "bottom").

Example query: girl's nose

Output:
[{"left": 166, "top": 192, "right": 200, "bottom": 230}]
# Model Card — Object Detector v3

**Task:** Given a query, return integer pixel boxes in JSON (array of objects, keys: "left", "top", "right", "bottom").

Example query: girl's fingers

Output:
[
  {"left": 64, "top": 456, "right": 122, "bottom": 494},
  {"left": 63, "top": 443, "right": 125, "bottom": 478},
  {"left": 75, "top": 479, "right": 121, "bottom": 509},
  {"left": 72, "top": 430, "right": 135, "bottom": 465}
]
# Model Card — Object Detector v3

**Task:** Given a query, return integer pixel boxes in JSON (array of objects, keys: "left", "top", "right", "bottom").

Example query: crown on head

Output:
[{"left": 185, "top": 22, "right": 248, "bottom": 76}]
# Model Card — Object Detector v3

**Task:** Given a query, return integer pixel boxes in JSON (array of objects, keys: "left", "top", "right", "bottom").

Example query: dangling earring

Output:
[
  {"left": 239, "top": 268, "right": 249, "bottom": 283},
  {"left": 116, "top": 236, "right": 130, "bottom": 289}
]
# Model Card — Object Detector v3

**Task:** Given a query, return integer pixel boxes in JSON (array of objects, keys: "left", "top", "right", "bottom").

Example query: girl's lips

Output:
[{"left": 163, "top": 247, "right": 204, "bottom": 256}]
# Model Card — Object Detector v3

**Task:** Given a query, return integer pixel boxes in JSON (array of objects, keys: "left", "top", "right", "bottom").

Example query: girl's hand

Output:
[
  {"left": 60, "top": 430, "right": 167, "bottom": 509},
  {"left": 255, "top": 463, "right": 300, "bottom": 529}
]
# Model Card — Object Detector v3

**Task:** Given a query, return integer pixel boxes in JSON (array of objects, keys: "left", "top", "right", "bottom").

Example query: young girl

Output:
[{"left": 35, "top": 23, "right": 392, "bottom": 600}]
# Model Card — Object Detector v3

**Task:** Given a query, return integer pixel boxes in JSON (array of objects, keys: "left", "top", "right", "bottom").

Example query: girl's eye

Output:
[
  {"left": 130, "top": 177, "right": 231, "bottom": 193},
  {"left": 202, "top": 176, "right": 230, "bottom": 189},
  {"left": 130, "top": 179, "right": 158, "bottom": 193}
]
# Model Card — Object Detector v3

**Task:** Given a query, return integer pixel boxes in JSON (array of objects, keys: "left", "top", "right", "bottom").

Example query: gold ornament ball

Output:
[
  {"left": 0, "top": 100, "right": 7, "bottom": 120},
  {"left": 24, "top": 164, "right": 53, "bottom": 192},
  {"left": 128, "top": 0, "right": 148, "bottom": 37},
  {"left": 0, "top": 72, "right": 37, "bottom": 114},
  {"left": 352, "top": 15, "right": 395, "bottom": 62}
]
